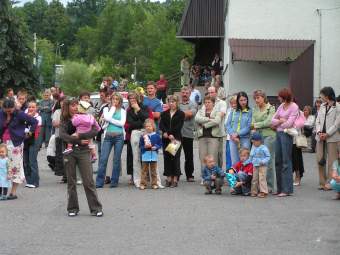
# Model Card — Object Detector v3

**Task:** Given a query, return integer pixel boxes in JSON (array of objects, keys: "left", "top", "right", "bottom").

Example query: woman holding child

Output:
[
  {"left": 59, "top": 98, "right": 102, "bottom": 217},
  {"left": 252, "top": 90, "right": 276, "bottom": 193},
  {"left": 271, "top": 88, "right": 299, "bottom": 197},
  {"left": 0, "top": 99, "right": 37, "bottom": 200}
]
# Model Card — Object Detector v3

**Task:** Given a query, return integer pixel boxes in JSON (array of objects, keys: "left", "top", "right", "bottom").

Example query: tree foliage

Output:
[
  {"left": 0, "top": 0, "right": 39, "bottom": 94},
  {"left": 60, "top": 60, "right": 94, "bottom": 96},
  {"left": 10, "top": 0, "right": 193, "bottom": 93}
]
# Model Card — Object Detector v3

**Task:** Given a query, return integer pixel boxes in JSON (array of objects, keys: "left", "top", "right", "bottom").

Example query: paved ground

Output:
[{"left": 1, "top": 143, "right": 339, "bottom": 255}]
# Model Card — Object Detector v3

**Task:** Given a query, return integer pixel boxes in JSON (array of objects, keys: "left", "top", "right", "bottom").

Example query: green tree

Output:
[
  {"left": 60, "top": 60, "right": 95, "bottom": 96},
  {"left": 148, "top": 27, "right": 193, "bottom": 87},
  {"left": 36, "top": 38, "right": 55, "bottom": 86},
  {"left": 0, "top": 0, "right": 39, "bottom": 94}
]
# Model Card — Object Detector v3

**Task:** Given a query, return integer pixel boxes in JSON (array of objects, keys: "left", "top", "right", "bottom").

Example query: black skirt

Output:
[
  {"left": 292, "top": 144, "right": 304, "bottom": 178},
  {"left": 162, "top": 139, "right": 182, "bottom": 177}
]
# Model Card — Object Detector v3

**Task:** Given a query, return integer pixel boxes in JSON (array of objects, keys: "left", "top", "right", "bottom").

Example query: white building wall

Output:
[{"left": 224, "top": 0, "right": 340, "bottom": 98}]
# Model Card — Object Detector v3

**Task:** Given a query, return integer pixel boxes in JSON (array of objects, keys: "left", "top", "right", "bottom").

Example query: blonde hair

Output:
[
  {"left": 111, "top": 92, "right": 123, "bottom": 108},
  {"left": 167, "top": 94, "right": 180, "bottom": 109},
  {"left": 0, "top": 143, "right": 8, "bottom": 156},
  {"left": 239, "top": 147, "right": 250, "bottom": 156},
  {"left": 204, "top": 154, "right": 215, "bottom": 163},
  {"left": 144, "top": 118, "right": 156, "bottom": 131},
  {"left": 229, "top": 95, "right": 237, "bottom": 103}
]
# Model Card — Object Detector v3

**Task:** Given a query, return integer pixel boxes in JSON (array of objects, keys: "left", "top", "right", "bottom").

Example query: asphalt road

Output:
[{"left": 1, "top": 143, "right": 339, "bottom": 255}]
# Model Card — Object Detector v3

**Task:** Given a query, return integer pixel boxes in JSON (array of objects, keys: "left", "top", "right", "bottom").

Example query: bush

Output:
[{"left": 60, "top": 60, "right": 95, "bottom": 96}]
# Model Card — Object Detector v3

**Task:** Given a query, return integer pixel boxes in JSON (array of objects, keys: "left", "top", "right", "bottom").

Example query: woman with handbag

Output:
[
  {"left": 315, "top": 87, "right": 340, "bottom": 191},
  {"left": 160, "top": 95, "right": 185, "bottom": 188},
  {"left": 292, "top": 107, "right": 307, "bottom": 187},
  {"left": 271, "top": 88, "right": 299, "bottom": 197}
]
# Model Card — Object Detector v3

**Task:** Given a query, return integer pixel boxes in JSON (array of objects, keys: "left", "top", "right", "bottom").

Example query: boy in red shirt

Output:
[{"left": 227, "top": 148, "right": 253, "bottom": 196}]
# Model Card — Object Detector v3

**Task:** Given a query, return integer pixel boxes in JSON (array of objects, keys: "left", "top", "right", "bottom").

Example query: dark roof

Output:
[
  {"left": 177, "top": 0, "right": 224, "bottom": 39},
  {"left": 229, "top": 39, "right": 315, "bottom": 62}
]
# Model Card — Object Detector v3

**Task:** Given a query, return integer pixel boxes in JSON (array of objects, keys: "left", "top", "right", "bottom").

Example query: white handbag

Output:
[{"left": 296, "top": 134, "right": 308, "bottom": 148}]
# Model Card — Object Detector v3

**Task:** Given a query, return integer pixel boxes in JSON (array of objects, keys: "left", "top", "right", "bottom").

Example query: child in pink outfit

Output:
[{"left": 64, "top": 101, "right": 101, "bottom": 162}]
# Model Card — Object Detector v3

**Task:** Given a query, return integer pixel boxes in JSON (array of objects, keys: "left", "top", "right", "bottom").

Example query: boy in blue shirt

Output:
[
  {"left": 250, "top": 132, "right": 270, "bottom": 198},
  {"left": 202, "top": 155, "right": 225, "bottom": 194},
  {"left": 143, "top": 82, "right": 163, "bottom": 130}
]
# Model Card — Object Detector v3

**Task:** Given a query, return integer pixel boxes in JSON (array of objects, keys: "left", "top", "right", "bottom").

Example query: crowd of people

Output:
[{"left": 0, "top": 76, "right": 339, "bottom": 218}]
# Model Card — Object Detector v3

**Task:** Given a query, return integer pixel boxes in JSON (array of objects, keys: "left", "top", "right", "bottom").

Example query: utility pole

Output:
[{"left": 134, "top": 57, "right": 137, "bottom": 81}]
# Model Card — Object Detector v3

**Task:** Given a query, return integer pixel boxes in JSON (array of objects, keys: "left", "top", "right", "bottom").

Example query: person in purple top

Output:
[{"left": 0, "top": 99, "right": 37, "bottom": 200}]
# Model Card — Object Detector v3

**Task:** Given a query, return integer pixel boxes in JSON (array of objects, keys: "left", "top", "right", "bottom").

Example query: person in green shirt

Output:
[{"left": 251, "top": 90, "right": 276, "bottom": 193}]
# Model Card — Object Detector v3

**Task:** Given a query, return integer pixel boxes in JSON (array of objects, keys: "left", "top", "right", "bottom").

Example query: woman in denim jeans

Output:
[
  {"left": 96, "top": 93, "right": 126, "bottom": 188},
  {"left": 271, "top": 88, "right": 299, "bottom": 197},
  {"left": 226, "top": 91, "right": 252, "bottom": 165},
  {"left": 252, "top": 90, "right": 276, "bottom": 193}
]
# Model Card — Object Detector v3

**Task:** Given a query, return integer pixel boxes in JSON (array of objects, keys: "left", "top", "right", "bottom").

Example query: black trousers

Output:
[
  {"left": 55, "top": 137, "right": 65, "bottom": 177},
  {"left": 182, "top": 137, "right": 194, "bottom": 179},
  {"left": 126, "top": 140, "right": 134, "bottom": 175}
]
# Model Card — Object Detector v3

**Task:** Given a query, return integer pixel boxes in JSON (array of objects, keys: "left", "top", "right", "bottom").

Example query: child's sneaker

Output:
[
  {"left": 152, "top": 185, "right": 158, "bottom": 190},
  {"left": 0, "top": 195, "right": 7, "bottom": 200},
  {"left": 63, "top": 148, "right": 73, "bottom": 155},
  {"left": 215, "top": 189, "right": 222, "bottom": 195},
  {"left": 140, "top": 185, "right": 146, "bottom": 190},
  {"left": 205, "top": 187, "right": 212, "bottom": 194}
]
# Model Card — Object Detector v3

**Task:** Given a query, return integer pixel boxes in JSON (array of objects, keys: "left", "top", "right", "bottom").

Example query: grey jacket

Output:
[
  {"left": 315, "top": 102, "right": 340, "bottom": 143},
  {"left": 195, "top": 107, "right": 224, "bottom": 138}
]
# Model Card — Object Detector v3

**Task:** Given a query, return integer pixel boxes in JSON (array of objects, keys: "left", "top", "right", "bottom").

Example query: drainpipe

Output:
[{"left": 316, "top": 9, "right": 322, "bottom": 93}]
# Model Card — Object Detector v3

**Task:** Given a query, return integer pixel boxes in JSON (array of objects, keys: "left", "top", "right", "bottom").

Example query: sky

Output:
[
  {"left": 17, "top": 0, "right": 165, "bottom": 6},
  {"left": 17, "top": 0, "right": 70, "bottom": 6}
]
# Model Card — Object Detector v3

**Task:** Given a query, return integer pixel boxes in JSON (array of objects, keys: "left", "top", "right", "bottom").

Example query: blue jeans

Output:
[
  {"left": 225, "top": 140, "right": 232, "bottom": 170},
  {"left": 23, "top": 142, "right": 39, "bottom": 186},
  {"left": 234, "top": 172, "right": 251, "bottom": 194},
  {"left": 275, "top": 132, "right": 293, "bottom": 194},
  {"left": 330, "top": 179, "right": 340, "bottom": 192},
  {"left": 96, "top": 134, "right": 124, "bottom": 187},
  {"left": 229, "top": 137, "right": 251, "bottom": 165},
  {"left": 263, "top": 135, "right": 276, "bottom": 192}
]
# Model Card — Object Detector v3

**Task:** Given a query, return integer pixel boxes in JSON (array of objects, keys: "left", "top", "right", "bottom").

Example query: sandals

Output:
[
  {"left": 165, "top": 180, "right": 171, "bottom": 187},
  {"left": 170, "top": 182, "right": 178, "bottom": 188}
]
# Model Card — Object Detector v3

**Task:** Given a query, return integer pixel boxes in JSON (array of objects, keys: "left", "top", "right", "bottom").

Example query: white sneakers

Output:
[{"left": 25, "top": 184, "right": 36, "bottom": 188}]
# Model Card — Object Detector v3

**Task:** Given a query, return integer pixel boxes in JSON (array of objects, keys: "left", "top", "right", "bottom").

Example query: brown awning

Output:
[
  {"left": 177, "top": 0, "right": 225, "bottom": 40},
  {"left": 229, "top": 39, "right": 315, "bottom": 62}
]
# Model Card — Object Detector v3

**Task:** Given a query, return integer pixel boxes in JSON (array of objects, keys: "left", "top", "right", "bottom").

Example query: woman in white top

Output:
[{"left": 96, "top": 93, "right": 126, "bottom": 188}]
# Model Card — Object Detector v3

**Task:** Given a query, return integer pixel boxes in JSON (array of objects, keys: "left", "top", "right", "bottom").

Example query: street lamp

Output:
[{"left": 53, "top": 43, "right": 65, "bottom": 86}]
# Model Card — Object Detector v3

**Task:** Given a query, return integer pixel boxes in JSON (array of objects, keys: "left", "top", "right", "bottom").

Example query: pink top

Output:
[
  {"left": 2, "top": 126, "right": 11, "bottom": 143},
  {"left": 72, "top": 114, "right": 101, "bottom": 134},
  {"left": 271, "top": 102, "right": 299, "bottom": 131}
]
